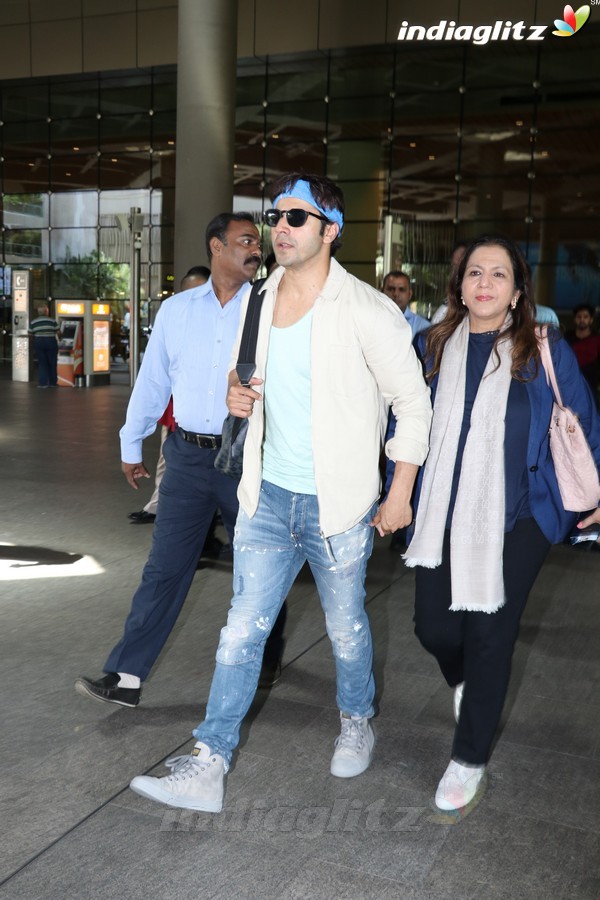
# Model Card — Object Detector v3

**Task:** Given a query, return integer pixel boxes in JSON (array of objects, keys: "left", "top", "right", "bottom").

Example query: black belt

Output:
[{"left": 177, "top": 427, "right": 222, "bottom": 449}]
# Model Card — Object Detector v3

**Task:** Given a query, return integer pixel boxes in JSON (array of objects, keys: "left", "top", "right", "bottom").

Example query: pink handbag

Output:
[{"left": 539, "top": 331, "right": 600, "bottom": 512}]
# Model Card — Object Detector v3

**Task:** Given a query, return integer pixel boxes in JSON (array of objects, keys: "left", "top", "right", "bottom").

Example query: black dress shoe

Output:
[
  {"left": 128, "top": 510, "right": 156, "bottom": 524},
  {"left": 74, "top": 673, "right": 141, "bottom": 707}
]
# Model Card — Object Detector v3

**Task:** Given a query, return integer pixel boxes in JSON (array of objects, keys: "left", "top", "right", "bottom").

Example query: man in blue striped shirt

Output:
[
  {"left": 28, "top": 304, "right": 59, "bottom": 387},
  {"left": 75, "top": 213, "right": 267, "bottom": 708}
]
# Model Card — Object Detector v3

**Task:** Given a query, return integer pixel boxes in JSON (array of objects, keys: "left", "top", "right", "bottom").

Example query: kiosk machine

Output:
[
  {"left": 12, "top": 270, "right": 31, "bottom": 382},
  {"left": 56, "top": 301, "right": 111, "bottom": 387}
]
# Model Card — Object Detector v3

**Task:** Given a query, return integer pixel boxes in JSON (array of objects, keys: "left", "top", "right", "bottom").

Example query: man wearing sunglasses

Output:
[{"left": 129, "top": 174, "right": 432, "bottom": 813}]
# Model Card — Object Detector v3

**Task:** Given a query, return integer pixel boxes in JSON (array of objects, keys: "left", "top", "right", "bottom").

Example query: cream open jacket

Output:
[{"left": 231, "top": 257, "right": 432, "bottom": 538}]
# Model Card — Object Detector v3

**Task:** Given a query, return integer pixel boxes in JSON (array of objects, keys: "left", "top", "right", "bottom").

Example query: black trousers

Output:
[{"left": 414, "top": 518, "right": 550, "bottom": 765}]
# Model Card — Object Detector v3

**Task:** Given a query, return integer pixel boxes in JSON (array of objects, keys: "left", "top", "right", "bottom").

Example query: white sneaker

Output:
[
  {"left": 330, "top": 713, "right": 375, "bottom": 778},
  {"left": 453, "top": 682, "right": 465, "bottom": 723},
  {"left": 129, "top": 742, "right": 225, "bottom": 812},
  {"left": 434, "top": 759, "right": 486, "bottom": 811}
]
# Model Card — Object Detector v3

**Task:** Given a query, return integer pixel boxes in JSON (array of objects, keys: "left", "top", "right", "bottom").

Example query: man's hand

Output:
[
  {"left": 371, "top": 460, "right": 419, "bottom": 537},
  {"left": 371, "top": 496, "right": 413, "bottom": 537},
  {"left": 226, "top": 376, "right": 264, "bottom": 418},
  {"left": 121, "top": 461, "right": 151, "bottom": 489}
]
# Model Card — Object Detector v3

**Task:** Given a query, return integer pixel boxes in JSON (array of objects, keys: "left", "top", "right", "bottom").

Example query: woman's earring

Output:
[{"left": 510, "top": 297, "right": 518, "bottom": 309}]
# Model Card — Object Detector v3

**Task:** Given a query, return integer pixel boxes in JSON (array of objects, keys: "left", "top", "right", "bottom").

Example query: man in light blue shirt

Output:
[
  {"left": 75, "top": 212, "right": 269, "bottom": 708},
  {"left": 382, "top": 271, "right": 430, "bottom": 338}
]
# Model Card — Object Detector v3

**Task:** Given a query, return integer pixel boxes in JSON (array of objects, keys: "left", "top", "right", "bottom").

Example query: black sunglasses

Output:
[{"left": 263, "top": 208, "right": 330, "bottom": 228}]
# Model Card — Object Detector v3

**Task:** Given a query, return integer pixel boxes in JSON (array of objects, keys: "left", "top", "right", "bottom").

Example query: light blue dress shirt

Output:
[
  {"left": 403, "top": 306, "right": 431, "bottom": 338},
  {"left": 120, "top": 279, "right": 250, "bottom": 463}
]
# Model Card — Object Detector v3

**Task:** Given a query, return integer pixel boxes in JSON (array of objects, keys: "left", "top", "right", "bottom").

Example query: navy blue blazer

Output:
[{"left": 385, "top": 329, "right": 600, "bottom": 544}]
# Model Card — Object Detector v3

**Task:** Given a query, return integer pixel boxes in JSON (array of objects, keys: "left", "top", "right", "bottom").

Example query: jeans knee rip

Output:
[
  {"left": 216, "top": 616, "right": 271, "bottom": 665},
  {"left": 329, "top": 623, "right": 369, "bottom": 660}
]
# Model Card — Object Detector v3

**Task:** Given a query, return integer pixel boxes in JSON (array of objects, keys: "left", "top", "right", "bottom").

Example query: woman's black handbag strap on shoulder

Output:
[{"left": 214, "top": 278, "right": 265, "bottom": 477}]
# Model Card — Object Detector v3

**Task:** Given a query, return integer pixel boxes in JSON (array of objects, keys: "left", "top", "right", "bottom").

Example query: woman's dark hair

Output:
[
  {"left": 268, "top": 173, "right": 344, "bottom": 256},
  {"left": 425, "top": 234, "right": 541, "bottom": 382}
]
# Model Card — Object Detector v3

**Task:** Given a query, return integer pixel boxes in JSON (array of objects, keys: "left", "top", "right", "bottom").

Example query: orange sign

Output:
[
  {"left": 92, "top": 303, "right": 110, "bottom": 316},
  {"left": 93, "top": 320, "right": 110, "bottom": 372},
  {"left": 57, "top": 302, "right": 85, "bottom": 315}
]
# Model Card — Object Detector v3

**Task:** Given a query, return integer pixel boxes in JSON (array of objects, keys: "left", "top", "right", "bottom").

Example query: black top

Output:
[{"left": 447, "top": 331, "right": 532, "bottom": 531}]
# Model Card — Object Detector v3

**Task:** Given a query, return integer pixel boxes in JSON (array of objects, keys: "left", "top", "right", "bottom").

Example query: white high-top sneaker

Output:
[
  {"left": 129, "top": 742, "right": 225, "bottom": 812},
  {"left": 330, "top": 712, "right": 375, "bottom": 778}
]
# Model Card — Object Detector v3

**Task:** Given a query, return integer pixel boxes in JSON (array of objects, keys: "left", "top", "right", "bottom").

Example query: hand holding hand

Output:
[{"left": 371, "top": 497, "right": 413, "bottom": 538}]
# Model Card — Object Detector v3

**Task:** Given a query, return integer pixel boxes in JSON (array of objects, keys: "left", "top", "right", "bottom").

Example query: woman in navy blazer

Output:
[
  {"left": 412, "top": 322, "right": 600, "bottom": 542},
  {"left": 398, "top": 235, "right": 600, "bottom": 814}
]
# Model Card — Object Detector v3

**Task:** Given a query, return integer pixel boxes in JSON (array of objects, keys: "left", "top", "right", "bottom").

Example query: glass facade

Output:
[
  {"left": 1, "top": 29, "right": 599, "bottom": 359},
  {"left": 234, "top": 38, "right": 600, "bottom": 312}
]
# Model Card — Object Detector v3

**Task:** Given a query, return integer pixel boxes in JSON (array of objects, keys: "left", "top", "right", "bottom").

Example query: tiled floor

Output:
[{"left": 1, "top": 370, "right": 599, "bottom": 899}]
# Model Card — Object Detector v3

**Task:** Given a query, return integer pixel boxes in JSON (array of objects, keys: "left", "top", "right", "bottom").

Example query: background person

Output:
[
  {"left": 405, "top": 235, "right": 600, "bottom": 814},
  {"left": 382, "top": 271, "right": 430, "bottom": 338},
  {"left": 75, "top": 213, "right": 281, "bottom": 708},
  {"left": 533, "top": 303, "right": 559, "bottom": 326},
  {"left": 128, "top": 265, "right": 212, "bottom": 525},
  {"left": 566, "top": 303, "right": 600, "bottom": 407},
  {"left": 431, "top": 242, "right": 469, "bottom": 325},
  {"left": 28, "top": 303, "right": 59, "bottom": 388}
]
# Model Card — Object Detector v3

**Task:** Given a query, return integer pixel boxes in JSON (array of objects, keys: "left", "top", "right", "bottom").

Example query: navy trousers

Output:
[
  {"left": 104, "top": 429, "right": 242, "bottom": 680},
  {"left": 34, "top": 336, "right": 58, "bottom": 386}
]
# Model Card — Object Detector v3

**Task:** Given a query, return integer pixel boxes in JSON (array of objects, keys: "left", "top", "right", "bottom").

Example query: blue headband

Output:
[{"left": 274, "top": 179, "right": 344, "bottom": 233}]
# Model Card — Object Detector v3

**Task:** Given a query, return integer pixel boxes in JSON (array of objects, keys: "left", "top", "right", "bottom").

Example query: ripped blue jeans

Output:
[{"left": 194, "top": 480, "right": 376, "bottom": 767}]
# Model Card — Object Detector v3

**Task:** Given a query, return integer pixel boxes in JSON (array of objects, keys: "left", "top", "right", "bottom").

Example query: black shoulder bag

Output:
[{"left": 214, "top": 279, "right": 265, "bottom": 478}]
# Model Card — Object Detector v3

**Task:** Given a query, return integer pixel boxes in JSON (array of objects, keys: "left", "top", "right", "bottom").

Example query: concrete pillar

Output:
[
  {"left": 174, "top": 0, "right": 238, "bottom": 282},
  {"left": 334, "top": 142, "right": 383, "bottom": 286}
]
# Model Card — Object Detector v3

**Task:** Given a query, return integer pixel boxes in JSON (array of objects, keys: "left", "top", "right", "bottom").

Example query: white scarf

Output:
[{"left": 404, "top": 317, "right": 514, "bottom": 613}]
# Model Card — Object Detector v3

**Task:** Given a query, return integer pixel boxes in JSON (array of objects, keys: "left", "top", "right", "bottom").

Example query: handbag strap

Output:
[
  {"left": 236, "top": 278, "right": 266, "bottom": 386},
  {"left": 538, "top": 326, "right": 564, "bottom": 409},
  {"left": 229, "top": 278, "right": 265, "bottom": 445}
]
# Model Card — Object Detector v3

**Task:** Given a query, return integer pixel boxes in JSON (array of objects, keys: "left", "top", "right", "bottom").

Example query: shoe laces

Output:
[
  {"left": 335, "top": 716, "right": 367, "bottom": 753},
  {"left": 163, "top": 754, "right": 211, "bottom": 782}
]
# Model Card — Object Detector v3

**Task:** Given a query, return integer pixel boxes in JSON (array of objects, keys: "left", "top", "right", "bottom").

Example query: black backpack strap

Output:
[{"left": 236, "top": 278, "right": 266, "bottom": 386}]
